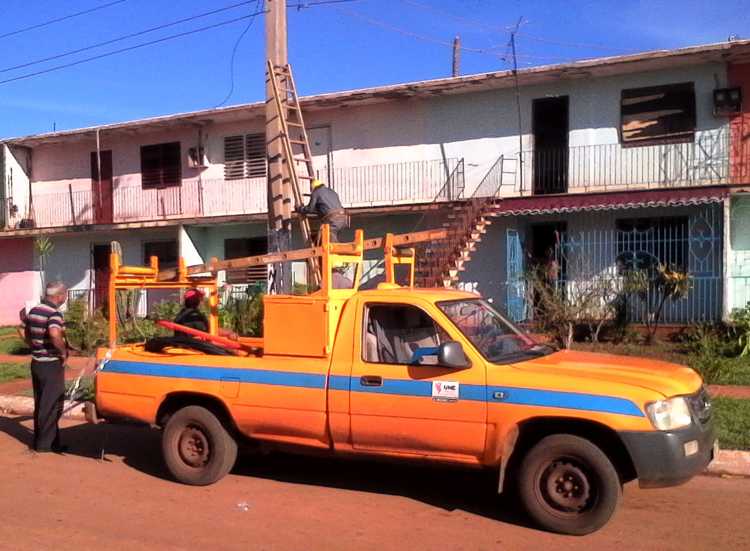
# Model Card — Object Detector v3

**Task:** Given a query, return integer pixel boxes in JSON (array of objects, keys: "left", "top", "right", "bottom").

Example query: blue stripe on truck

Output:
[{"left": 103, "top": 360, "right": 643, "bottom": 417}]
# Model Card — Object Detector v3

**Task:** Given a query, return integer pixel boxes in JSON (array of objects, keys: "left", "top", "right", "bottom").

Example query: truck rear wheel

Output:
[
  {"left": 517, "top": 434, "right": 621, "bottom": 535},
  {"left": 162, "top": 405, "right": 238, "bottom": 486}
]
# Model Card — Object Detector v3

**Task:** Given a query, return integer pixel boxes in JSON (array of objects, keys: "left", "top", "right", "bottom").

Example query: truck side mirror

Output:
[{"left": 438, "top": 341, "right": 470, "bottom": 369}]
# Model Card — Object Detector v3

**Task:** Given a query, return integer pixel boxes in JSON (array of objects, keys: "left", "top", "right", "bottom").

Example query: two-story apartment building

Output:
[{"left": 1, "top": 39, "right": 749, "bottom": 326}]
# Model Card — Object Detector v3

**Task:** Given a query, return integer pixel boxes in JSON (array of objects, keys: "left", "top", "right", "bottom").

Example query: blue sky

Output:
[{"left": 0, "top": 0, "right": 748, "bottom": 138}]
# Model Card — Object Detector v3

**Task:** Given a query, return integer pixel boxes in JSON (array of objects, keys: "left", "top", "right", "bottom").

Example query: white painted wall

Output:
[
  {"left": 45, "top": 228, "right": 177, "bottom": 291},
  {"left": 2, "top": 144, "right": 32, "bottom": 229},
  {"left": 729, "top": 195, "right": 750, "bottom": 312}
]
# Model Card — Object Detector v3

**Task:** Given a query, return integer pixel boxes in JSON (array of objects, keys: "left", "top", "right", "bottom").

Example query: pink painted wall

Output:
[{"left": 0, "top": 238, "right": 40, "bottom": 325}]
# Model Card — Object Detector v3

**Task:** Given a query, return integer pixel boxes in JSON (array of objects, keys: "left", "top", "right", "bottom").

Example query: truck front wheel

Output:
[
  {"left": 518, "top": 434, "right": 622, "bottom": 535},
  {"left": 162, "top": 405, "right": 238, "bottom": 486}
]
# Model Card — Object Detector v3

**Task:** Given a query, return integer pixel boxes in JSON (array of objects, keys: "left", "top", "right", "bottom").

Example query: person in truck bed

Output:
[{"left": 173, "top": 289, "right": 209, "bottom": 336}]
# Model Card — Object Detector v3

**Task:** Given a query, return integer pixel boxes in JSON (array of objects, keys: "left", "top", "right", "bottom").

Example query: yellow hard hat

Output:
[{"left": 311, "top": 179, "right": 325, "bottom": 189}]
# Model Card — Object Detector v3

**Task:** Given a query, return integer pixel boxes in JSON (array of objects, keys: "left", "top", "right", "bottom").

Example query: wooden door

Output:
[
  {"left": 532, "top": 97, "right": 569, "bottom": 195},
  {"left": 92, "top": 244, "right": 110, "bottom": 311},
  {"left": 91, "top": 151, "right": 113, "bottom": 224}
]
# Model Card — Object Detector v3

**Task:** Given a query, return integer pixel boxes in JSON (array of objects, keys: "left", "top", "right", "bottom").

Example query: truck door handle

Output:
[{"left": 360, "top": 375, "right": 383, "bottom": 387}]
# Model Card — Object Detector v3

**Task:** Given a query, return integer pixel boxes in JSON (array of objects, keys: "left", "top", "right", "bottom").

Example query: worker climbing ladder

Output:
[{"left": 265, "top": 60, "right": 320, "bottom": 285}]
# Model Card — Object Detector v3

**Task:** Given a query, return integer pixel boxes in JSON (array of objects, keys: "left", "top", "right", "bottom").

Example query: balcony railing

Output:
[
  {"left": 507, "top": 128, "right": 731, "bottom": 196},
  {"left": 21, "top": 158, "right": 463, "bottom": 230},
  {"left": 29, "top": 177, "right": 268, "bottom": 229},
  {"left": 328, "top": 158, "right": 462, "bottom": 206}
]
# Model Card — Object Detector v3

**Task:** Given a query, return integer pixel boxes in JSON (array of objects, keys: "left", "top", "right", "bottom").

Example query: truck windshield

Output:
[{"left": 438, "top": 299, "right": 552, "bottom": 363}]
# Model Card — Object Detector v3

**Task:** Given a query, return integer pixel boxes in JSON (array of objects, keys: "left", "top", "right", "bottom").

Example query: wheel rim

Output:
[
  {"left": 536, "top": 458, "right": 596, "bottom": 516},
  {"left": 177, "top": 424, "right": 212, "bottom": 468}
]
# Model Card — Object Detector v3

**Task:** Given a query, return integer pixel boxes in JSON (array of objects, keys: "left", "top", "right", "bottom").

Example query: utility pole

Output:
[
  {"left": 265, "top": 0, "right": 292, "bottom": 294},
  {"left": 509, "top": 17, "right": 524, "bottom": 195},
  {"left": 452, "top": 35, "right": 461, "bottom": 77}
]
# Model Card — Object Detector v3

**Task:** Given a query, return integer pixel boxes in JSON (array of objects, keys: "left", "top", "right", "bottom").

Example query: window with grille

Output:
[
  {"left": 224, "top": 134, "right": 266, "bottom": 180},
  {"left": 224, "top": 236, "right": 268, "bottom": 284},
  {"left": 140, "top": 142, "right": 181, "bottom": 189},
  {"left": 620, "top": 82, "right": 696, "bottom": 146},
  {"left": 616, "top": 217, "right": 689, "bottom": 271}
]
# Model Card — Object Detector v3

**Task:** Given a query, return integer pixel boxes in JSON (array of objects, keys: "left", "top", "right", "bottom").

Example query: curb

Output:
[
  {"left": 0, "top": 395, "right": 85, "bottom": 420},
  {"left": 706, "top": 450, "right": 750, "bottom": 478},
  {"left": 0, "top": 394, "right": 748, "bottom": 477}
]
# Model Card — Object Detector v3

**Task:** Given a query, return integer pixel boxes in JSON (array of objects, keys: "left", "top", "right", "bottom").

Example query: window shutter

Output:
[
  {"left": 245, "top": 134, "right": 266, "bottom": 178},
  {"left": 224, "top": 135, "right": 246, "bottom": 180},
  {"left": 141, "top": 142, "right": 181, "bottom": 188}
]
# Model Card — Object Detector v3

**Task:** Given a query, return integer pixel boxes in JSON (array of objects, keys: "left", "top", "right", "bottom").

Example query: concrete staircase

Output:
[{"left": 414, "top": 155, "right": 517, "bottom": 288}]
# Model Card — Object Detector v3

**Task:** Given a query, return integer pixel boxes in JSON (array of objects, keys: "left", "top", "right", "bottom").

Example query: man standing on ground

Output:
[
  {"left": 296, "top": 179, "right": 349, "bottom": 242},
  {"left": 24, "top": 281, "right": 68, "bottom": 453}
]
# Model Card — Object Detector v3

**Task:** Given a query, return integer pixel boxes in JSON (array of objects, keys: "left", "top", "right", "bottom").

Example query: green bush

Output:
[
  {"left": 220, "top": 289, "right": 264, "bottom": 337},
  {"left": 65, "top": 299, "right": 108, "bottom": 354},
  {"left": 689, "top": 354, "right": 750, "bottom": 385},
  {"left": 730, "top": 306, "right": 750, "bottom": 357}
]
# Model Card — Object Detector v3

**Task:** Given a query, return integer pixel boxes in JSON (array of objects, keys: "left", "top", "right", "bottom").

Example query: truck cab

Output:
[{"left": 90, "top": 227, "right": 716, "bottom": 535}]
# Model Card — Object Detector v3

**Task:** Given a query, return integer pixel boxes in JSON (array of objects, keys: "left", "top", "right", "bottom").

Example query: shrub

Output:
[
  {"left": 730, "top": 306, "right": 750, "bottom": 357},
  {"left": 220, "top": 289, "right": 264, "bottom": 337},
  {"left": 64, "top": 298, "right": 108, "bottom": 354}
]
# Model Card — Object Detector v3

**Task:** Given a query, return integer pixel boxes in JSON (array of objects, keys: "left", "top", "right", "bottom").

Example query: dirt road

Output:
[{"left": 0, "top": 415, "right": 747, "bottom": 551}]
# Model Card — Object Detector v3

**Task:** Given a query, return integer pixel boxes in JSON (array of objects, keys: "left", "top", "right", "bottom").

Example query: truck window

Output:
[{"left": 363, "top": 304, "right": 449, "bottom": 365}]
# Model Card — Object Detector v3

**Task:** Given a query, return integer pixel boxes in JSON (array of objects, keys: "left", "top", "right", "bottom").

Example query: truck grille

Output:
[{"left": 686, "top": 386, "right": 712, "bottom": 425}]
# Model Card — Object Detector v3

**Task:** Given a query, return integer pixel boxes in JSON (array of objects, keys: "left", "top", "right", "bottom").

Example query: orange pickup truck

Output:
[{"left": 90, "top": 229, "right": 716, "bottom": 535}]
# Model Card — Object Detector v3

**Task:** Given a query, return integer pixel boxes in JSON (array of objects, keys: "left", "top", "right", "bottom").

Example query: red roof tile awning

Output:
[{"left": 492, "top": 186, "right": 731, "bottom": 217}]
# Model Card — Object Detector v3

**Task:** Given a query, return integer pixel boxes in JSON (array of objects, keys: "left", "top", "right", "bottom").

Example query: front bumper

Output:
[{"left": 619, "top": 418, "right": 716, "bottom": 489}]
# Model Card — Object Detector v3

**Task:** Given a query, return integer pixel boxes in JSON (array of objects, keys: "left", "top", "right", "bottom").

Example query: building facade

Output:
[{"left": 1, "top": 40, "right": 749, "bottom": 325}]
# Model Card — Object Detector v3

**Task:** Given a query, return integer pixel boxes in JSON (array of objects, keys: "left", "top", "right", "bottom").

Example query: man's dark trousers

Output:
[{"left": 30, "top": 358, "right": 65, "bottom": 451}]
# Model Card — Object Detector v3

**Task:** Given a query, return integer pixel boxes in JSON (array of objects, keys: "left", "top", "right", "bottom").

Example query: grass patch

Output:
[
  {"left": 0, "top": 336, "right": 29, "bottom": 355},
  {"left": 0, "top": 362, "right": 29, "bottom": 383},
  {"left": 690, "top": 355, "right": 750, "bottom": 386},
  {"left": 714, "top": 397, "right": 750, "bottom": 451},
  {"left": 0, "top": 326, "right": 19, "bottom": 337}
]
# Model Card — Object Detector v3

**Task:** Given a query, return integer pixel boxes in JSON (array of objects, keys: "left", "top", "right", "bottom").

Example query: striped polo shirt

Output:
[{"left": 26, "top": 300, "right": 65, "bottom": 361}]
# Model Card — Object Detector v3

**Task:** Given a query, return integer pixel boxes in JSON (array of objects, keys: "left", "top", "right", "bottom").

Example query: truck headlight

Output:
[{"left": 645, "top": 397, "right": 692, "bottom": 430}]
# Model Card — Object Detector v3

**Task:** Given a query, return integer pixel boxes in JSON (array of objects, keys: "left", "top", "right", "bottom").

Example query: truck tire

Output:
[
  {"left": 517, "top": 434, "right": 621, "bottom": 535},
  {"left": 162, "top": 405, "right": 238, "bottom": 486}
]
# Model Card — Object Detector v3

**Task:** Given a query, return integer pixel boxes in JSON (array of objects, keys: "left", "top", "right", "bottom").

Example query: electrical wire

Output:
[
  {"left": 0, "top": 11, "right": 266, "bottom": 87},
  {"left": 215, "top": 0, "right": 262, "bottom": 107},
  {"left": 0, "top": 0, "right": 129, "bottom": 40},
  {"left": 0, "top": 0, "right": 261, "bottom": 74},
  {"left": 399, "top": 0, "right": 514, "bottom": 33},
  {"left": 334, "top": 7, "right": 507, "bottom": 59}
]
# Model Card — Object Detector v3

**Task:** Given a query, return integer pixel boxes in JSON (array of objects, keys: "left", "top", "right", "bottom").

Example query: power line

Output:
[
  {"left": 399, "top": 0, "right": 514, "bottom": 33},
  {"left": 334, "top": 7, "right": 507, "bottom": 59},
  {"left": 0, "top": 11, "right": 266, "bottom": 87},
  {"left": 215, "top": 0, "right": 262, "bottom": 107},
  {"left": 0, "top": 0, "right": 129, "bottom": 40},
  {"left": 0, "top": 0, "right": 261, "bottom": 75}
]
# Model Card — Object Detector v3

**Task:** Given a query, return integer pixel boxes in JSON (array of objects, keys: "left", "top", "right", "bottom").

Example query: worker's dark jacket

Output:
[
  {"left": 300, "top": 187, "right": 346, "bottom": 223},
  {"left": 174, "top": 307, "right": 208, "bottom": 335}
]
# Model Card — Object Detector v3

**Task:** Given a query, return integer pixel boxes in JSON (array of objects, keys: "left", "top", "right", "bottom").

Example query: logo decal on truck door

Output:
[{"left": 432, "top": 381, "right": 459, "bottom": 402}]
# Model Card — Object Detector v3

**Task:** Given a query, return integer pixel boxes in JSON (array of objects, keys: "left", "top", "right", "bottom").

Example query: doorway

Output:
[
  {"left": 532, "top": 97, "right": 569, "bottom": 195},
  {"left": 91, "top": 150, "right": 114, "bottom": 224},
  {"left": 531, "top": 222, "right": 567, "bottom": 285},
  {"left": 92, "top": 244, "right": 110, "bottom": 311}
]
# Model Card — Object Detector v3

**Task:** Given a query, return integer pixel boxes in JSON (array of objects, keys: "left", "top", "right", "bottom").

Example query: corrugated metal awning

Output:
[{"left": 493, "top": 186, "right": 731, "bottom": 217}]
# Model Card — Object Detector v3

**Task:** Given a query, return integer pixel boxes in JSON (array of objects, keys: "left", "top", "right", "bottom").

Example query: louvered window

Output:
[
  {"left": 141, "top": 142, "right": 181, "bottom": 189},
  {"left": 224, "top": 134, "right": 266, "bottom": 180}
]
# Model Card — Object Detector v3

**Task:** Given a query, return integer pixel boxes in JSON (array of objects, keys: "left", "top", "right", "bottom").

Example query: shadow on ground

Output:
[{"left": 0, "top": 415, "right": 533, "bottom": 529}]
